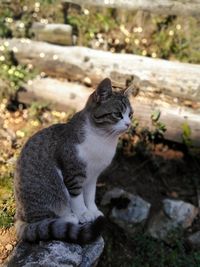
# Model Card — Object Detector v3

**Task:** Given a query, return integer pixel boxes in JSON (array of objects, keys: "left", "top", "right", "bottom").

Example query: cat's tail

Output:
[{"left": 15, "top": 216, "right": 105, "bottom": 244}]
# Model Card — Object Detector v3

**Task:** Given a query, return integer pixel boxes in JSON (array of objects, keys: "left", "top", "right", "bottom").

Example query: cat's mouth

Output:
[{"left": 114, "top": 126, "right": 130, "bottom": 135}]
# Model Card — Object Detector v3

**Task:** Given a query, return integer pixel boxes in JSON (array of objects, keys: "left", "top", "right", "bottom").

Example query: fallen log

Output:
[
  {"left": 1, "top": 38, "right": 200, "bottom": 106},
  {"left": 63, "top": 0, "right": 200, "bottom": 17},
  {"left": 18, "top": 77, "right": 200, "bottom": 146},
  {"left": 18, "top": 77, "right": 91, "bottom": 111}
]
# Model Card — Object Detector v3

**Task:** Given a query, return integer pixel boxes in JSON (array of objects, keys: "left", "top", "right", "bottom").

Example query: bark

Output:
[
  {"left": 18, "top": 77, "right": 91, "bottom": 111},
  {"left": 18, "top": 77, "right": 200, "bottom": 146},
  {"left": 62, "top": 0, "right": 200, "bottom": 17}
]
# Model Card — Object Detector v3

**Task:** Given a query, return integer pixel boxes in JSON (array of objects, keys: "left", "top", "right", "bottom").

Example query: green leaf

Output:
[{"left": 151, "top": 110, "right": 161, "bottom": 122}]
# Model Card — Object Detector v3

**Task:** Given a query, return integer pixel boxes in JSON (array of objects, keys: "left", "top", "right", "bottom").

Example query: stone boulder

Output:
[
  {"left": 187, "top": 231, "right": 200, "bottom": 249},
  {"left": 31, "top": 23, "right": 74, "bottom": 46},
  {"left": 102, "top": 188, "right": 151, "bottom": 234},
  {"left": 148, "top": 199, "right": 198, "bottom": 240},
  {"left": 4, "top": 238, "right": 104, "bottom": 267}
]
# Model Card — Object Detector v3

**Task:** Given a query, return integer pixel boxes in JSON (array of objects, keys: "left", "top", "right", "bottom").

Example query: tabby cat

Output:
[{"left": 14, "top": 78, "right": 133, "bottom": 244}]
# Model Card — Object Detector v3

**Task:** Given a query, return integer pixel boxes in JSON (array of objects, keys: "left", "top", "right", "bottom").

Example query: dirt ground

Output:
[
  {"left": 100, "top": 142, "right": 200, "bottom": 213},
  {"left": 0, "top": 227, "right": 16, "bottom": 266},
  {"left": 97, "top": 141, "right": 200, "bottom": 266}
]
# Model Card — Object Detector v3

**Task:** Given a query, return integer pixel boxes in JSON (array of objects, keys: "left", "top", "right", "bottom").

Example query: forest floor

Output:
[
  {"left": 98, "top": 142, "right": 200, "bottom": 267},
  {"left": 0, "top": 99, "right": 200, "bottom": 267}
]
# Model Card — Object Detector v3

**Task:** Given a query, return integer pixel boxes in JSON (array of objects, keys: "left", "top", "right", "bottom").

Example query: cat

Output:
[{"left": 14, "top": 78, "right": 133, "bottom": 244}]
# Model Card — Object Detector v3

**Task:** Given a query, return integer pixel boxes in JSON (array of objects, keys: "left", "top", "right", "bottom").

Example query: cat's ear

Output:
[
  {"left": 95, "top": 78, "right": 112, "bottom": 102},
  {"left": 124, "top": 83, "right": 138, "bottom": 97},
  {"left": 124, "top": 85, "right": 132, "bottom": 97}
]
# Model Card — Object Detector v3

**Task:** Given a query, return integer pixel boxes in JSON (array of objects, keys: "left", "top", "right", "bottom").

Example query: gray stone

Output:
[
  {"left": 111, "top": 195, "right": 151, "bottom": 224},
  {"left": 5, "top": 238, "right": 104, "bottom": 267},
  {"left": 31, "top": 23, "right": 73, "bottom": 46},
  {"left": 102, "top": 188, "right": 151, "bottom": 233},
  {"left": 188, "top": 231, "right": 200, "bottom": 249},
  {"left": 163, "top": 199, "right": 198, "bottom": 227},
  {"left": 148, "top": 199, "right": 198, "bottom": 240},
  {"left": 101, "top": 188, "right": 126, "bottom": 206}
]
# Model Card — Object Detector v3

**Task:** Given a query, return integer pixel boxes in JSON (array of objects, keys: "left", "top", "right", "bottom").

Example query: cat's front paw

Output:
[
  {"left": 64, "top": 213, "right": 79, "bottom": 224},
  {"left": 79, "top": 210, "right": 95, "bottom": 224},
  {"left": 90, "top": 209, "right": 104, "bottom": 219},
  {"left": 79, "top": 209, "right": 104, "bottom": 224}
]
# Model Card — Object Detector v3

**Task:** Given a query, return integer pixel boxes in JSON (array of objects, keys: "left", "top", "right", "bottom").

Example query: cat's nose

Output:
[{"left": 125, "top": 122, "right": 131, "bottom": 128}]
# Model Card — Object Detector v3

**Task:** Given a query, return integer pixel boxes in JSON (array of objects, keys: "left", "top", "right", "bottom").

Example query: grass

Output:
[
  {"left": 0, "top": 169, "right": 15, "bottom": 228},
  {"left": 131, "top": 231, "right": 200, "bottom": 267},
  {"left": 99, "top": 224, "right": 200, "bottom": 267}
]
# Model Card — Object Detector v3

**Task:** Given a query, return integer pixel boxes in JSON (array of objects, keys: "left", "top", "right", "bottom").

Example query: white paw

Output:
[
  {"left": 79, "top": 209, "right": 104, "bottom": 224},
  {"left": 79, "top": 210, "right": 94, "bottom": 224},
  {"left": 90, "top": 209, "right": 104, "bottom": 219},
  {"left": 64, "top": 213, "right": 79, "bottom": 224}
]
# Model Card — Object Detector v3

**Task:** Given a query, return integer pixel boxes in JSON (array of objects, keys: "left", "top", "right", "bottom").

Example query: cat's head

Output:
[{"left": 85, "top": 78, "right": 133, "bottom": 135}]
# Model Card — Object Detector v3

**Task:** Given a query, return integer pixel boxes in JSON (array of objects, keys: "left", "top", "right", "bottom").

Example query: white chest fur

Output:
[{"left": 76, "top": 125, "right": 118, "bottom": 181}]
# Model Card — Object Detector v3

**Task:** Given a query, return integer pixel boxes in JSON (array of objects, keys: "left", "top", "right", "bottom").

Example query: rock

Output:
[
  {"left": 83, "top": 77, "right": 92, "bottom": 86},
  {"left": 5, "top": 244, "right": 13, "bottom": 251},
  {"left": 148, "top": 199, "right": 198, "bottom": 240},
  {"left": 187, "top": 231, "right": 200, "bottom": 249},
  {"left": 163, "top": 199, "right": 198, "bottom": 227},
  {"left": 4, "top": 237, "right": 104, "bottom": 267},
  {"left": 101, "top": 188, "right": 126, "bottom": 206},
  {"left": 102, "top": 188, "right": 151, "bottom": 234},
  {"left": 111, "top": 196, "right": 151, "bottom": 224}
]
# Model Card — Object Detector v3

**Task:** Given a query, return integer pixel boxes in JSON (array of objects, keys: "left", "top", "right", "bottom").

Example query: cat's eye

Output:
[
  {"left": 94, "top": 113, "right": 110, "bottom": 119},
  {"left": 129, "top": 112, "right": 133, "bottom": 119},
  {"left": 114, "top": 112, "right": 123, "bottom": 119}
]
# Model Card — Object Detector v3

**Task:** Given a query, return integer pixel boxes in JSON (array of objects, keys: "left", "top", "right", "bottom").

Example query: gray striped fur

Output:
[{"left": 14, "top": 78, "right": 132, "bottom": 243}]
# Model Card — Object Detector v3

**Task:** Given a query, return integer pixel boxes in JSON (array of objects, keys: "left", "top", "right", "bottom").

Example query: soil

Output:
[
  {"left": 0, "top": 227, "right": 16, "bottom": 266},
  {"left": 97, "top": 141, "right": 200, "bottom": 267},
  {"left": 99, "top": 141, "right": 200, "bottom": 212}
]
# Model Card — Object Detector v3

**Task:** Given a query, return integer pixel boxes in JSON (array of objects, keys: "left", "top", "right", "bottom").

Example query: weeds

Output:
[
  {"left": 119, "top": 110, "right": 167, "bottom": 157},
  {"left": 100, "top": 224, "right": 200, "bottom": 267},
  {"left": 131, "top": 231, "right": 200, "bottom": 267},
  {"left": 0, "top": 160, "right": 15, "bottom": 228},
  {"left": 0, "top": 44, "right": 36, "bottom": 100},
  {"left": 182, "top": 121, "right": 192, "bottom": 147}
]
